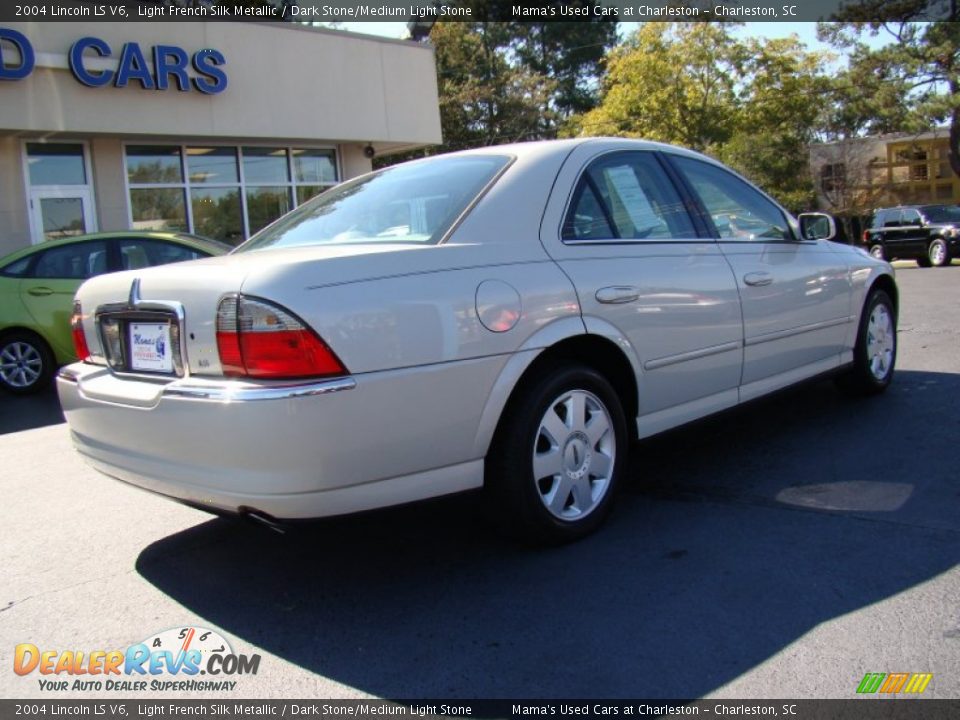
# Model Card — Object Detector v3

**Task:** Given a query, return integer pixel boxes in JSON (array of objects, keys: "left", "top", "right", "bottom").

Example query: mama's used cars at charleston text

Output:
[{"left": 58, "top": 139, "right": 898, "bottom": 542}]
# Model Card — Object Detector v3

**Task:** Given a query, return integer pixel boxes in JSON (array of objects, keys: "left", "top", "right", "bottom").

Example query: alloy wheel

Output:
[
  {"left": 866, "top": 304, "right": 895, "bottom": 381},
  {"left": 532, "top": 389, "right": 616, "bottom": 520},
  {"left": 0, "top": 341, "right": 44, "bottom": 389}
]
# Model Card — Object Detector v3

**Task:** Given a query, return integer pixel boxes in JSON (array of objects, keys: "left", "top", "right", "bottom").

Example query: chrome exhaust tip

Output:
[{"left": 241, "top": 508, "right": 286, "bottom": 534}]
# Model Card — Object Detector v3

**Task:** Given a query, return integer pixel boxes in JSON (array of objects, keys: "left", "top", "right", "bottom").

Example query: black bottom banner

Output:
[{"left": 2, "top": 700, "right": 959, "bottom": 720}]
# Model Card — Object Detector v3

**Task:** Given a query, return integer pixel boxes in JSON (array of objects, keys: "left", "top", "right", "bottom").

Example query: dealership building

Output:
[{"left": 0, "top": 21, "right": 441, "bottom": 256}]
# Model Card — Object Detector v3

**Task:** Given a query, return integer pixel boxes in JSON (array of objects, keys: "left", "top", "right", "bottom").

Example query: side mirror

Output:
[{"left": 798, "top": 212, "right": 837, "bottom": 241}]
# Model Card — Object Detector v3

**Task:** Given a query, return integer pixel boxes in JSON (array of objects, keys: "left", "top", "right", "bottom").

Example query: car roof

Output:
[
  {"left": 874, "top": 204, "right": 956, "bottom": 212},
  {"left": 445, "top": 137, "right": 721, "bottom": 166},
  {"left": 0, "top": 231, "right": 227, "bottom": 266}
]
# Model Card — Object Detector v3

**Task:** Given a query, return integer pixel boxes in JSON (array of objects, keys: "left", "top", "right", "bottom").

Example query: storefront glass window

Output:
[
  {"left": 26, "top": 143, "right": 87, "bottom": 185},
  {"left": 126, "top": 146, "right": 183, "bottom": 184},
  {"left": 129, "top": 188, "right": 188, "bottom": 232},
  {"left": 243, "top": 148, "right": 290, "bottom": 185},
  {"left": 187, "top": 147, "right": 239, "bottom": 184},
  {"left": 37, "top": 197, "right": 87, "bottom": 241},
  {"left": 293, "top": 149, "right": 337, "bottom": 184},
  {"left": 295, "top": 186, "right": 324, "bottom": 205},
  {"left": 191, "top": 187, "right": 243, "bottom": 244},
  {"left": 247, "top": 187, "right": 292, "bottom": 235},
  {"left": 125, "top": 144, "right": 338, "bottom": 245}
]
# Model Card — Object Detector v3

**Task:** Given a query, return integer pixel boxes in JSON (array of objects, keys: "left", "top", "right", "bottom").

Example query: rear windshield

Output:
[
  {"left": 921, "top": 205, "right": 960, "bottom": 223},
  {"left": 237, "top": 155, "right": 511, "bottom": 252}
]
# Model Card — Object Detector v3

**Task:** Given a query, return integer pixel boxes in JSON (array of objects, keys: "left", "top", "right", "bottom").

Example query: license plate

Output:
[{"left": 129, "top": 322, "right": 173, "bottom": 373}]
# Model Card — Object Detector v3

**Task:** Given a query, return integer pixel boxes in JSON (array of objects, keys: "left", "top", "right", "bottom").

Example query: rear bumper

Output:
[{"left": 57, "top": 362, "right": 489, "bottom": 518}]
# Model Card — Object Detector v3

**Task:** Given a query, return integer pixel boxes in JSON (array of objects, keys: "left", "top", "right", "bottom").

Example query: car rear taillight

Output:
[
  {"left": 215, "top": 294, "right": 347, "bottom": 379},
  {"left": 70, "top": 301, "right": 90, "bottom": 362},
  {"left": 862, "top": 230, "right": 870, "bottom": 243}
]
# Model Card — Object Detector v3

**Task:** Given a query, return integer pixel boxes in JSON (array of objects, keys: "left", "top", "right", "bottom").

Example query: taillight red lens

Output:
[
  {"left": 216, "top": 295, "right": 347, "bottom": 379},
  {"left": 862, "top": 230, "right": 870, "bottom": 243},
  {"left": 215, "top": 295, "right": 244, "bottom": 375},
  {"left": 70, "top": 301, "right": 90, "bottom": 362}
]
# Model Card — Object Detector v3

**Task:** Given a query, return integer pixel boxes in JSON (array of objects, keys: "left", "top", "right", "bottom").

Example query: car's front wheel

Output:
[
  {"left": 0, "top": 331, "right": 55, "bottom": 395},
  {"left": 486, "top": 364, "right": 628, "bottom": 544},
  {"left": 835, "top": 289, "right": 896, "bottom": 396},
  {"left": 929, "top": 238, "right": 951, "bottom": 267}
]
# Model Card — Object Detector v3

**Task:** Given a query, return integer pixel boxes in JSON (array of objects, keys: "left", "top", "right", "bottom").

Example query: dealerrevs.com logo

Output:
[{"left": 14, "top": 627, "right": 260, "bottom": 692}]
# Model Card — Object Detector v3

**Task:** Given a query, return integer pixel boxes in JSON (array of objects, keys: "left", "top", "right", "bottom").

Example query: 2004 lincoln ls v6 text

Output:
[{"left": 58, "top": 139, "right": 898, "bottom": 542}]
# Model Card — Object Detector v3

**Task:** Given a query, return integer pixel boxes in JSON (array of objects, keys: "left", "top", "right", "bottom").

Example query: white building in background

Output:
[
  {"left": 810, "top": 128, "right": 960, "bottom": 217},
  {"left": 0, "top": 21, "right": 441, "bottom": 254}
]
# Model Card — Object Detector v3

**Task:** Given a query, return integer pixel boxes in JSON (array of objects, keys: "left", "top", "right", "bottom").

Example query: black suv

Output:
[{"left": 862, "top": 204, "right": 960, "bottom": 267}]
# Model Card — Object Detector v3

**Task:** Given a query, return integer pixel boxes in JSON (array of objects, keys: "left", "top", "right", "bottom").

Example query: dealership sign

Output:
[{"left": 0, "top": 26, "right": 227, "bottom": 93}]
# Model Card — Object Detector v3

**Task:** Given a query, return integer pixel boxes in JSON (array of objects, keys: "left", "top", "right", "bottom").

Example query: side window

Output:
[
  {"left": 562, "top": 152, "right": 695, "bottom": 242},
  {"left": 672, "top": 156, "right": 790, "bottom": 241},
  {"left": 0, "top": 256, "right": 32, "bottom": 278},
  {"left": 117, "top": 238, "right": 202, "bottom": 270},
  {"left": 900, "top": 209, "right": 921, "bottom": 226},
  {"left": 562, "top": 183, "right": 614, "bottom": 240},
  {"left": 32, "top": 241, "right": 108, "bottom": 279},
  {"left": 882, "top": 211, "right": 900, "bottom": 228}
]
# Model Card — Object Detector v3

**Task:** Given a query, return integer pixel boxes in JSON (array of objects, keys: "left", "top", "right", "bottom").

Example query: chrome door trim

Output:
[
  {"left": 643, "top": 340, "right": 743, "bottom": 371},
  {"left": 744, "top": 316, "right": 854, "bottom": 347}
]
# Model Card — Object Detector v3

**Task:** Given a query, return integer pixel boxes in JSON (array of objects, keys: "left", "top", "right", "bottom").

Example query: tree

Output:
[
  {"left": 378, "top": 10, "right": 616, "bottom": 166},
  {"left": 818, "top": 0, "right": 960, "bottom": 177},
  {"left": 432, "top": 22, "right": 556, "bottom": 152},
  {"left": 508, "top": 12, "right": 619, "bottom": 123},
  {"left": 718, "top": 37, "right": 826, "bottom": 211},
  {"left": 569, "top": 24, "right": 824, "bottom": 210},
  {"left": 464, "top": 1, "right": 618, "bottom": 124},
  {"left": 569, "top": 23, "right": 744, "bottom": 153}
]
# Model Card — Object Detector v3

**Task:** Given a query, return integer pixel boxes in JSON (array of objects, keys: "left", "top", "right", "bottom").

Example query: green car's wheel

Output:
[{"left": 0, "top": 331, "right": 55, "bottom": 395}]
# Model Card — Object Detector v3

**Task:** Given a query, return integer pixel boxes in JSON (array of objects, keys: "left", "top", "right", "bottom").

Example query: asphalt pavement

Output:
[{"left": 1, "top": 263, "right": 958, "bottom": 700}]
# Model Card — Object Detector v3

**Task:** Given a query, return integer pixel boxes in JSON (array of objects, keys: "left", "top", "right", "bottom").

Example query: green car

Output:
[{"left": 0, "top": 231, "right": 228, "bottom": 394}]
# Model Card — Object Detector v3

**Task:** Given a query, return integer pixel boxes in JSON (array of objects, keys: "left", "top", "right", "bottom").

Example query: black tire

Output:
[
  {"left": 916, "top": 255, "right": 932, "bottom": 267},
  {"left": 928, "top": 238, "right": 950, "bottom": 267},
  {"left": 835, "top": 289, "right": 896, "bottom": 396},
  {"left": 485, "top": 364, "right": 628, "bottom": 544},
  {"left": 0, "top": 331, "right": 55, "bottom": 395},
  {"left": 868, "top": 244, "right": 885, "bottom": 261}
]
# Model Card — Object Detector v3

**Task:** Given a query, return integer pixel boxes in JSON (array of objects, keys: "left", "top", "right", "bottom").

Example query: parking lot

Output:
[{"left": 2, "top": 264, "right": 958, "bottom": 700}]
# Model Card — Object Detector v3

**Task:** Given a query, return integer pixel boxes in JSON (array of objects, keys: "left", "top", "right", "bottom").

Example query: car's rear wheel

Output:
[
  {"left": 0, "top": 331, "right": 55, "bottom": 395},
  {"left": 929, "top": 238, "right": 950, "bottom": 267},
  {"left": 868, "top": 244, "right": 885, "bottom": 261},
  {"left": 835, "top": 289, "right": 896, "bottom": 396},
  {"left": 486, "top": 364, "right": 628, "bottom": 544}
]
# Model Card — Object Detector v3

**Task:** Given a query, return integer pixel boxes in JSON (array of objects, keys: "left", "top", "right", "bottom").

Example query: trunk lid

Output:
[{"left": 74, "top": 242, "right": 462, "bottom": 377}]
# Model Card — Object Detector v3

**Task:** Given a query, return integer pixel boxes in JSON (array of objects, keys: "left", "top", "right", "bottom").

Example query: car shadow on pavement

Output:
[
  {"left": 135, "top": 370, "right": 960, "bottom": 698},
  {"left": 0, "top": 384, "right": 64, "bottom": 435}
]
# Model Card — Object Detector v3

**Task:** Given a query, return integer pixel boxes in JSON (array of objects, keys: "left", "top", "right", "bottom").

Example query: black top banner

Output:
[{"left": 0, "top": 0, "right": 956, "bottom": 24}]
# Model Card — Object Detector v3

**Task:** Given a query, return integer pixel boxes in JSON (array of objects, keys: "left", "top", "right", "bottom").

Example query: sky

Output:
[{"left": 337, "top": 21, "right": 861, "bottom": 52}]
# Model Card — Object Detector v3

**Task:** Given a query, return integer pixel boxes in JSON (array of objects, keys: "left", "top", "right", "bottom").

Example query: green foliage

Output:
[
  {"left": 507, "top": 12, "right": 619, "bottom": 118},
  {"left": 717, "top": 37, "right": 826, "bottom": 211},
  {"left": 379, "top": 12, "right": 616, "bottom": 164},
  {"left": 818, "top": 1, "right": 960, "bottom": 176},
  {"left": 431, "top": 22, "right": 556, "bottom": 152},
  {"left": 570, "top": 23, "right": 744, "bottom": 152},
  {"left": 570, "top": 24, "right": 821, "bottom": 210}
]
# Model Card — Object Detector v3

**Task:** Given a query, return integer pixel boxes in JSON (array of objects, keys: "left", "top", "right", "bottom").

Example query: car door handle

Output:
[
  {"left": 743, "top": 272, "right": 773, "bottom": 287},
  {"left": 27, "top": 287, "right": 54, "bottom": 296},
  {"left": 596, "top": 286, "right": 639, "bottom": 304}
]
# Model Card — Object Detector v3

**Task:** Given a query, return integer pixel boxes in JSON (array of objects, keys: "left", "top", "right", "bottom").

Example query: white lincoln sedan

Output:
[{"left": 59, "top": 139, "right": 897, "bottom": 543}]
